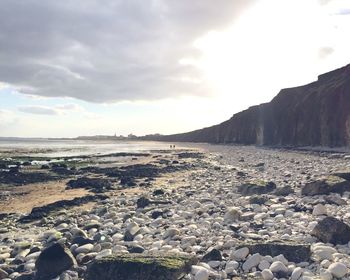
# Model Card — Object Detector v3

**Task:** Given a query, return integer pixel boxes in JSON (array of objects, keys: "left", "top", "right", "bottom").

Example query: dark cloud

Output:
[{"left": 0, "top": 0, "right": 256, "bottom": 102}]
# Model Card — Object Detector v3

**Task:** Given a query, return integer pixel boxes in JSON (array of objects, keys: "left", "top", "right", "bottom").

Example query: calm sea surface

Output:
[{"left": 0, "top": 139, "right": 187, "bottom": 157}]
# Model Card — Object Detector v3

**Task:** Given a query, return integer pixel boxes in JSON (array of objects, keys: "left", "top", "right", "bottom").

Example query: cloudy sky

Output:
[{"left": 0, "top": 0, "right": 350, "bottom": 137}]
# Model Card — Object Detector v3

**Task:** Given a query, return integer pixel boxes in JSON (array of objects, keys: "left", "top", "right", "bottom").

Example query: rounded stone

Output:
[
  {"left": 261, "top": 269, "right": 274, "bottom": 280},
  {"left": 312, "top": 204, "right": 327, "bottom": 216},
  {"left": 270, "top": 261, "right": 288, "bottom": 273},
  {"left": 231, "top": 247, "right": 249, "bottom": 261},
  {"left": 75, "top": 244, "right": 94, "bottom": 254},
  {"left": 291, "top": 267, "right": 303, "bottom": 280},
  {"left": 328, "top": 262, "right": 348, "bottom": 278},
  {"left": 242, "top": 253, "right": 262, "bottom": 272}
]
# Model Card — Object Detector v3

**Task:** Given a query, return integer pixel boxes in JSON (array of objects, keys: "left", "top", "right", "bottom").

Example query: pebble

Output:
[
  {"left": 270, "top": 261, "right": 288, "bottom": 273},
  {"left": 328, "top": 262, "right": 348, "bottom": 278},
  {"left": 242, "top": 253, "right": 262, "bottom": 272},
  {"left": 312, "top": 204, "right": 327, "bottom": 216},
  {"left": 75, "top": 244, "right": 94, "bottom": 254},
  {"left": 231, "top": 247, "right": 249, "bottom": 261},
  {"left": 261, "top": 269, "right": 274, "bottom": 280},
  {"left": 291, "top": 267, "right": 303, "bottom": 280}
]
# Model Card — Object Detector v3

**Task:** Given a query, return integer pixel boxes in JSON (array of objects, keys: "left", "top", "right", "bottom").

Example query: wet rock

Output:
[
  {"left": 301, "top": 176, "right": 350, "bottom": 196},
  {"left": 177, "top": 152, "right": 203, "bottom": 159},
  {"left": 311, "top": 217, "right": 350, "bottom": 244},
  {"left": 0, "top": 171, "right": 58, "bottom": 186},
  {"left": 273, "top": 185, "right": 294, "bottom": 196},
  {"left": 137, "top": 196, "right": 150, "bottom": 208},
  {"left": 332, "top": 169, "right": 350, "bottom": 181},
  {"left": 136, "top": 196, "right": 171, "bottom": 209},
  {"left": 237, "top": 181, "right": 276, "bottom": 196},
  {"left": 84, "top": 221, "right": 101, "bottom": 231},
  {"left": 243, "top": 242, "right": 311, "bottom": 263},
  {"left": 85, "top": 254, "right": 197, "bottom": 280},
  {"left": 67, "top": 177, "right": 113, "bottom": 193},
  {"left": 151, "top": 210, "right": 164, "bottom": 219},
  {"left": 128, "top": 245, "right": 145, "bottom": 254},
  {"left": 153, "top": 189, "right": 165, "bottom": 196},
  {"left": 18, "top": 195, "right": 107, "bottom": 223},
  {"left": 72, "top": 236, "right": 94, "bottom": 246},
  {"left": 35, "top": 243, "right": 77, "bottom": 280},
  {"left": 16, "top": 273, "right": 35, "bottom": 280},
  {"left": 249, "top": 195, "right": 269, "bottom": 205},
  {"left": 202, "top": 249, "right": 222, "bottom": 262}
]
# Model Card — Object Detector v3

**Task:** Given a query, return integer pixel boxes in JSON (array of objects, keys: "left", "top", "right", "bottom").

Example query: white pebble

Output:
[{"left": 328, "top": 262, "right": 348, "bottom": 278}]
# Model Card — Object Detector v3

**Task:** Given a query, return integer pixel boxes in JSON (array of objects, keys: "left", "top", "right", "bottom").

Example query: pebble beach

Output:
[{"left": 0, "top": 144, "right": 350, "bottom": 280}]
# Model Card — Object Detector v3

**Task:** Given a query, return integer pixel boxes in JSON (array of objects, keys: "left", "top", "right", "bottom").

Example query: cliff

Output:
[{"left": 148, "top": 64, "right": 350, "bottom": 147}]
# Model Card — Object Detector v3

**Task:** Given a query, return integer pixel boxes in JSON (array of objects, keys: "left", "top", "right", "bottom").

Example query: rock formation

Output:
[{"left": 153, "top": 64, "right": 350, "bottom": 147}]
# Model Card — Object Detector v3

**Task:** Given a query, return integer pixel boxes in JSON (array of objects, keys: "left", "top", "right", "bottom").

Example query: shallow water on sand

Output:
[{"left": 0, "top": 139, "right": 184, "bottom": 157}]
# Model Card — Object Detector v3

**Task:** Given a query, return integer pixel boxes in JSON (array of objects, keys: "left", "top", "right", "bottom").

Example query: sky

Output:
[{"left": 0, "top": 0, "right": 350, "bottom": 137}]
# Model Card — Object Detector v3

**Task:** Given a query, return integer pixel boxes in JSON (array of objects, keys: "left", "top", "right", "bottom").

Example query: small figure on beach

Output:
[{"left": 169, "top": 145, "right": 176, "bottom": 149}]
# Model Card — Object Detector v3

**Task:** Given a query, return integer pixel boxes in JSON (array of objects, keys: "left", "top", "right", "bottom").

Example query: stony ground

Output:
[{"left": 0, "top": 145, "right": 350, "bottom": 280}]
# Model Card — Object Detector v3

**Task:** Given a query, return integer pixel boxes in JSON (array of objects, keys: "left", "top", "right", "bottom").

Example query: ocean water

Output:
[{"left": 0, "top": 139, "right": 184, "bottom": 157}]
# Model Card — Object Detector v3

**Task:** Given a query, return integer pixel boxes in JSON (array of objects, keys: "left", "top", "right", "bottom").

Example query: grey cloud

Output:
[
  {"left": 18, "top": 106, "right": 60, "bottom": 115},
  {"left": 318, "top": 47, "right": 334, "bottom": 59},
  {"left": 318, "top": 0, "right": 333, "bottom": 5},
  {"left": 18, "top": 103, "right": 84, "bottom": 115},
  {"left": 0, "top": 0, "right": 256, "bottom": 102},
  {"left": 55, "top": 104, "right": 83, "bottom": 111}
]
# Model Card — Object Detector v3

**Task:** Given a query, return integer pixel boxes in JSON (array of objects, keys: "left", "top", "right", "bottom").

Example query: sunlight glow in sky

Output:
[{"left": 0, "top": 0, "right": 349, "bottom": 137}]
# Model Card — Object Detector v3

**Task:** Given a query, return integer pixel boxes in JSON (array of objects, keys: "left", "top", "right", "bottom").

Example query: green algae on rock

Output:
[
  {"left": 85, "top": 254, "right": 197, "bottom": 280},
  {"left": 301, "top": 175, "right": 350, "bottom": 196}
]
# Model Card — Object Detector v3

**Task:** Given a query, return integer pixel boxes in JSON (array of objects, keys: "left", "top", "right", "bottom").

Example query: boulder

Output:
[
  {"left": 311, "top": 217, "right": 350, "bottom": 244},
  {"left": 237, "top": 181, "right": 276, "bottom": 196},
  {"left": 301, "top": 176, "right": 350, "bottom": 196},
  {"left": 332, "top": 169, "right": 350, "bottom": 181},
  {"left": 35, "top": 243, "right": 77, "bottom": 280},
  {"left": 243, "top": 242, "right": 311, "bottom": 263},
  {"left": 85, "top": 254, "right": 197, "bottom": 280}
]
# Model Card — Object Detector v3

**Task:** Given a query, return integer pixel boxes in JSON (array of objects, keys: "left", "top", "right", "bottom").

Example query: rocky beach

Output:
[{"left": 0, "top": 143, "right": 350, "bottom": 280}]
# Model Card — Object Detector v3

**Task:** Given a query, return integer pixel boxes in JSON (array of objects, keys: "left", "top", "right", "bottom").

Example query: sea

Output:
[{"left": 0, "top": 139, "right": 187, "bottom": 158}]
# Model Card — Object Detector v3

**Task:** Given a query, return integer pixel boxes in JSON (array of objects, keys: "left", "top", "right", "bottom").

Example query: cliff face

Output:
[{"left": 157, "top": 64, "right": 350, "bottom": 147}]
